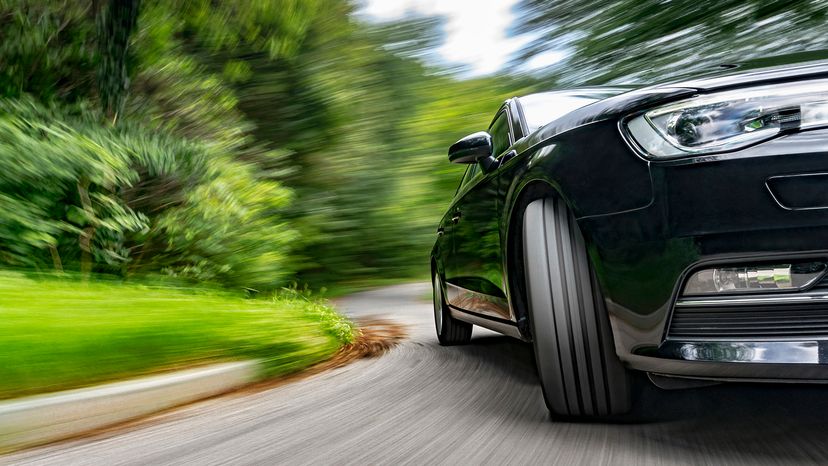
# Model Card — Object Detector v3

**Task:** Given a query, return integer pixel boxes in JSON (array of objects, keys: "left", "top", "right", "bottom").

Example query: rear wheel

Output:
[
  {"left": 522, "top": 197, "right": 631, "bottom": 419},
  {"left": 432, "top": 273, "right": 473, "bottom": 345}
]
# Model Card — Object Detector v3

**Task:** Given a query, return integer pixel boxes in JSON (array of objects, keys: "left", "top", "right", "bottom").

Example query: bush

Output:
[{"left": 0, "top": 97, "right": 296, "bottom": 289}]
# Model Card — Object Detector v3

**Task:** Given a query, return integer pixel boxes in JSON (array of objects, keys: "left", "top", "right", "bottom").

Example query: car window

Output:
[
  {"left": 460, "top": 163, "right": 479, "bottom": 188},
  {"left": 518, "top": 89, "right": 628, "bottom": 132},
  {"left": 489, "top": 111, "right": 511, "bottom": 156}
]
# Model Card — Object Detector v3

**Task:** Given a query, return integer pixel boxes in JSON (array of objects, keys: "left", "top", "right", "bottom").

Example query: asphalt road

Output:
[{"left": 7, "top": 283, "right": 828, "bottom": 465}]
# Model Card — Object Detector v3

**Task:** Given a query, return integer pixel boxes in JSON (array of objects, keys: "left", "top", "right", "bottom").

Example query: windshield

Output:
[{"left": 519, "top": 89, "right": 629, "bottom": 132}]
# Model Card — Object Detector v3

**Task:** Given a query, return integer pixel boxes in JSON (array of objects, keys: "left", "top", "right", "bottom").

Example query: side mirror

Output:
[{"left": 448, "top": 132, "right": 493, "bottom": 164}]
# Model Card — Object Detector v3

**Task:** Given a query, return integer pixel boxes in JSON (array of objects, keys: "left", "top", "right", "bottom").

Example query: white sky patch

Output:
[
  {"left": 523, "top": 49, "right": 568, "bottom": 70},
  {"left": 359, "top": 0, "right": 552, "bottom": 76}
]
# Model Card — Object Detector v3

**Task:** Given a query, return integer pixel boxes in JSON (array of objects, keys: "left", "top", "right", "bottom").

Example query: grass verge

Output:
[{"left": 0, "top": 271, "right": 355, "bottom": 400}]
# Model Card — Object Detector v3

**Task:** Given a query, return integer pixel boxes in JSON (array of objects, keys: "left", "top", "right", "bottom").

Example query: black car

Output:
[{"left": 431, "top": 56, "right": 828, "bottom": 419}]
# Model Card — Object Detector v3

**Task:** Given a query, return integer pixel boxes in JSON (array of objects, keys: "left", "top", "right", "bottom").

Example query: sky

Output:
[{"left": 358, "top": 0, "right": 565, "bottom": 77}]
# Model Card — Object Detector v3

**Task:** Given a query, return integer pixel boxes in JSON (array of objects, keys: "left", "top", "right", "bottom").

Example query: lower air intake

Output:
[{"left": 668, "top": 302, "right": 828, "bottom": 339}]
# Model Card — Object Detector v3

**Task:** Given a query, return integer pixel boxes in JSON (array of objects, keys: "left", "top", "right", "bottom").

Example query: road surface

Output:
[{"left": 6, "top": 283, "right": 828, "bottom": 465}]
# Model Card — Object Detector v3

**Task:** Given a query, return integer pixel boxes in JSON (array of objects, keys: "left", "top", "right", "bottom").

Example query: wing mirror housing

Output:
[{"left": 448, "top": 132, "right": 498, "bottom": 171}]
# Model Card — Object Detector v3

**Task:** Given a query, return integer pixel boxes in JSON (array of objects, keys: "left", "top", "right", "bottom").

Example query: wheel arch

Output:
[
  {"left": 431, "top": 255, "right": 446, "bottom": 298},
  {"left": 504, "top": 178, "right": 613, "bottom": 341},
  {"left": 503, "top": 179, "right": 570, "bottom": 340}
]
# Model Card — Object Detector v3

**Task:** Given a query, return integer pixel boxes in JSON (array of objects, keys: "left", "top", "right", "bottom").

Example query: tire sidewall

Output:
[
  {"left": 433, "top": 273, "right": 446, "bottom": 338},
  {"left": 521, "top": 197, "right": 630, "bottom": 418}
]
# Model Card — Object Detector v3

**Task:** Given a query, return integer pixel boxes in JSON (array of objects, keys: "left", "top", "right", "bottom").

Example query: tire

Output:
[
  {"left": 433, "top": 273, "right": 473, "bottom": 345},
  {"left": 522, "top": 197, "right": 631, "bottom": 418}
]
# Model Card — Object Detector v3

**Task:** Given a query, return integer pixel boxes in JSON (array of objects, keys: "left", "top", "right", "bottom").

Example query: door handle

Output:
[{"left": 451, "top": 212, "right": 462, "bottom": 224}]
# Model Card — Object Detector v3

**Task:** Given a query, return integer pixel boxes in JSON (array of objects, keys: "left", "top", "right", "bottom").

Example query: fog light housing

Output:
[{"left": 682, "top": 262, "right": 826, "bottom": 296}]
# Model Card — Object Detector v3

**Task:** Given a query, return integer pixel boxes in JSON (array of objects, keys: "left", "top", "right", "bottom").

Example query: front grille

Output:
[
  {"left": 669, "top": 303, "right": 828, "bottom": 339},
  {"left": 668, "top": 274, "right": 828, "bottom": 339}
]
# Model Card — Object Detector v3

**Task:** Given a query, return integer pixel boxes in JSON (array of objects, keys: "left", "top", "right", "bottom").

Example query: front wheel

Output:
[
  {"left": 522, "top": 197, "right": 632, "bottom": 419},
  {"left": 432, "top": 272, "right": 472, "bottom": 345}
]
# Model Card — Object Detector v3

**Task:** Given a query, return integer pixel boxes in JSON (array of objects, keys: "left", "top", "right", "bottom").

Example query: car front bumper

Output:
[{"left": 581, "top": 127, "right": 828, "bottom": 381}]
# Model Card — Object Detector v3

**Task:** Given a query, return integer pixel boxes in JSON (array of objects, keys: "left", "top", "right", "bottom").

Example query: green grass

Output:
[{"left": 0, "top": 272, "right": 355, "bottom": 400}]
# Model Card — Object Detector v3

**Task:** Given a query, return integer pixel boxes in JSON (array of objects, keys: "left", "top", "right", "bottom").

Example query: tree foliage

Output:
[
  {"left": 96, "top": 0, "right": 141, "bottom": 122},
  {"left": 0, "top": 0, "right": 524, "bottom": 289},
  {"left": 228, "top": 7, "right": 523, "bottom": 286},
  {"left": 0, "top": 0, "right": 304, "bottom": 288},
  {"left": 514, "top": 0, "right": 828, "bottom": 84}
]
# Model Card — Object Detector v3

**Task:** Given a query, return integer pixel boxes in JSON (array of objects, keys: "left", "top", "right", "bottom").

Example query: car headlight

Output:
[{"left": 626, "top": 79, "right": 828, "bottom": 159}]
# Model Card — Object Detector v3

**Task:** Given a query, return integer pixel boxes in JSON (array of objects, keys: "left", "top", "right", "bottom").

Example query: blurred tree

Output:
[
  {"left": 96, "top": 0, "right": 141, "bottom": 124},
  {"left": 0, "top": 0, "right": 527, "bottom": 290},
  {"left": 229, "top": 4, "right": 525, "bottom": 286},
  {"left": 0, "top": 1, "right": 96, "bottom": 102},
  {"left": 0, "top": 0, "right": 307, "bottom": 289},
  {"left": 514, "top": 0, "right": 828, "bottom": 84}
]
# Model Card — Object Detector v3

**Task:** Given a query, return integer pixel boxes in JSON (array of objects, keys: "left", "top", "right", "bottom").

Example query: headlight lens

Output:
[{"left": 626, "top": 79, "right": 828, "bottom": 158}]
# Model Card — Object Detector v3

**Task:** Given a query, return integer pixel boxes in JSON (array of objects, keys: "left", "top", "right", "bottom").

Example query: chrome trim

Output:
[
  {"left": 449, "top": 307, "right": 523, "bottom": 339},
  {"left": 445, "top": 282, "right": 513, "bottom": 321},
  {"left": 765, "top": 172, "right": 828, "bottom": 211},
  {"left": 656, "top": 340, "right": 821, "bottom": 364},
  {"left": 675, "top": 291, "right": 828, "bottom": 307}
]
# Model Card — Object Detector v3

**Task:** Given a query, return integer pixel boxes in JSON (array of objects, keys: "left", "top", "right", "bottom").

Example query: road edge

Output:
[
  {"left": 0, "top": 318, "right": 408, "bottom": 454},
  {"left": 0, "top": 361, "right": 259, "bottom": 453}
]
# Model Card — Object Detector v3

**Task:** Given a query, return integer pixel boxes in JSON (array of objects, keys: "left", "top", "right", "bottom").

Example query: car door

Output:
[
  {"left": 435, "top": 164, "right": 474, "bottom": 283},
  {"left": 444, "top": 106, "right": 514, "bottom": 322}
]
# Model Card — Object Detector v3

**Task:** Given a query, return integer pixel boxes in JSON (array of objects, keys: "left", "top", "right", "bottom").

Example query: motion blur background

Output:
[
  {"left": 3, "top": 0, "right": 828, "bottom": 403},
  {"left": 2, "top": 0, "right": 827, "bottom": 291}
]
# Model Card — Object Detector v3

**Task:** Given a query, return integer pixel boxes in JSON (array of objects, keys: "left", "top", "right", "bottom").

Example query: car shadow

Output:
[{"left": 454, "top": 332, "right": 828, "bottom": 463}]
